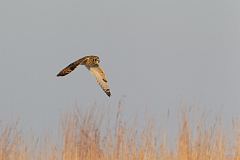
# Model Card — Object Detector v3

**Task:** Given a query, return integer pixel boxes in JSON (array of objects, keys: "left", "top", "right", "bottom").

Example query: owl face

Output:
[
  {"left": 85, "top": 56, "right": 100, "bottom": 66},
  {"left": 93, "top": 56, "right": 100, "bottom": 64}
]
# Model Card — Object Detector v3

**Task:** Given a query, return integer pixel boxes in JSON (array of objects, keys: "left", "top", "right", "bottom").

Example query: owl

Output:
[{"left": 57, "top": 55, "right": 111, "bottom": 97}]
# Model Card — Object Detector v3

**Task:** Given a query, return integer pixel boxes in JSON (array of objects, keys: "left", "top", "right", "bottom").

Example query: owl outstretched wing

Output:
[
  {"left": 57, "top": 57, "right": 87, "bottom": 76},
  {"left": 88, "top": 65, "right": 111, "bottom": 97}
]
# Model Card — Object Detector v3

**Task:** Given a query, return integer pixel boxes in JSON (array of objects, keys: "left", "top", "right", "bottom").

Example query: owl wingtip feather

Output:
[
  {"left": 106, "top": 91, "right": 111, "bottom": 97},
  {"left": 56, "top": 72, "right": 64, "bottom": 76}
]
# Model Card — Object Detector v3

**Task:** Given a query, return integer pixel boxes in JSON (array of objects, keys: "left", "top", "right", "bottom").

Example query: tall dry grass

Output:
[{"left": 0, "top": 105, "right": 239, "bottom": 160}]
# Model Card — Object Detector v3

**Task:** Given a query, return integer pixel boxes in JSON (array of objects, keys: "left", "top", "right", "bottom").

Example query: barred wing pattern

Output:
[
  {"left": 88, "top": 66, "right": 111, "bottom": 97},
  {"left": 57, "top": 57, "right": 86, "bottom": 76}
]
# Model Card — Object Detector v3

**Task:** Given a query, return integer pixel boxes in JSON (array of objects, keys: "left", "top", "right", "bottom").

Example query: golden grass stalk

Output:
[{"left": 0, "top": 105, "right": 238, "bottom": 160}]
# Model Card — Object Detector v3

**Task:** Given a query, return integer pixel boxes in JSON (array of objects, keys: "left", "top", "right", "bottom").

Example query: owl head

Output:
[{"left": 92, "top": 56, "right": 100, "bottom": 64}]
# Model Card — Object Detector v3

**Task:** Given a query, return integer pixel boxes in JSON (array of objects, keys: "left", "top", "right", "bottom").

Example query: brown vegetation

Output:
[{"left": 0, "top": 105, "right": 239, "bottom": 160}]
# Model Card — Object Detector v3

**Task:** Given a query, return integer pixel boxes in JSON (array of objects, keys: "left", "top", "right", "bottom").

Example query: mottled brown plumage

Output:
[{"left": 57, "top": 55, "right": 111, "bottom": 97}]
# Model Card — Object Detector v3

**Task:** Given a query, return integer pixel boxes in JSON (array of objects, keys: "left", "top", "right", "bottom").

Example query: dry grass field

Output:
[{"left": 0, "top": 105, "right": 240, "bottom": 160}]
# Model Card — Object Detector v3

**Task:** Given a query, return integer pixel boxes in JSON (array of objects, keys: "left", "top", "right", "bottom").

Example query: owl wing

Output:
[
  {"left": 57, "top": 57, "right": 87, "bottom": 76},
  {"left": 88, "top": 65, "right": 111, "bottom": 97}
]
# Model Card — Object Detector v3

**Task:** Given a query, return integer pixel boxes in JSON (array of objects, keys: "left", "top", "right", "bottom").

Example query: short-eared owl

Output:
[{"left": 57, "top": 55, "right": 111, "bottom": 97}]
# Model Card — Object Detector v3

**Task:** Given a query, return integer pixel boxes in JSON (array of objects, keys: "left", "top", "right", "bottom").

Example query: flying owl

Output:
[{"left": 57, "top": 55, "right": 111, "bottom": 97}]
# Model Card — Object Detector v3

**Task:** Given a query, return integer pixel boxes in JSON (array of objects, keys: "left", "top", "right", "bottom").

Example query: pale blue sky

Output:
[{"left": 0, "top": 0, "right": 239, "bottom": 136}]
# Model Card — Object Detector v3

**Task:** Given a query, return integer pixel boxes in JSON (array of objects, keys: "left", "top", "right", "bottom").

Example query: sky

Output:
[{"left": 0, "top": 0, "right": 240, "bottom": 137}]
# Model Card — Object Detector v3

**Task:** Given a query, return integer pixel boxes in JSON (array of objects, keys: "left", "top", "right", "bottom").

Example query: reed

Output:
[{"left": 0, "top": 105, "right": 239, "bottom": 160}]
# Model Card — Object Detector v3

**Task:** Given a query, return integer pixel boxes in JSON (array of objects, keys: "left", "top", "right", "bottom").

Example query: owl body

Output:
[{"left": 57, "top": 55, "right": 111, "bottom": 97}]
